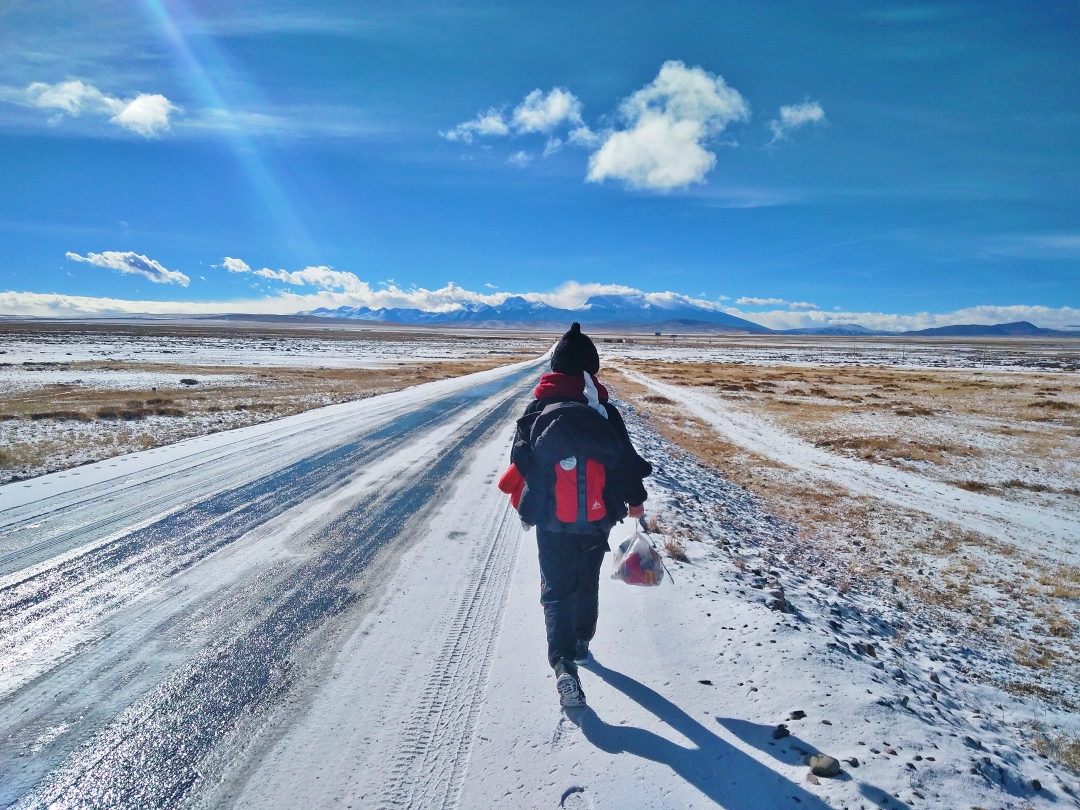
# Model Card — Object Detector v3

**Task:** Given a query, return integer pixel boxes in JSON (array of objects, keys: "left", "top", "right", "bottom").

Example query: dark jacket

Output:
[{"left": 508, "top": 389, "right": 651, "bottom": 535}]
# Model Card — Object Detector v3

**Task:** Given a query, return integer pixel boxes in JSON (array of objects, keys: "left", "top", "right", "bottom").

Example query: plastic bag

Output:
[{"left": 610, "top": 525, "right": 665, "bottom": 586}]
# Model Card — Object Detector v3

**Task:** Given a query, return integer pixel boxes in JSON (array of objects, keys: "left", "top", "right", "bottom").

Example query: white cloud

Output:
[
  {"left": 567, "top": 126, "right": 601, "bottom": 147},
  {"left": 983, "top": 234, "right": 1080, "bottom": 259},
  {"left": 529, "top": 281, "right": 641, "bottom": 310},
  {"left": 26, "top": 80, "right": 107, "bottom": 114},
  {"left": 511, "top": 88, "right": 582, "bottom": 133},
  {"left": 224, "top": 257, "right": 368, "bottom": 293},
  {"left": 440, "top": 108, "right": 509, "bottom": 143},
  {"left": 723, "top": 304, "right": 1080, "bottom": 332},
  {"left": 442, "top": 87, "right": 584, "bottom": 145},
  {"left": 440, "top": 66, "right": 756, "bottom": 189},
  {"left": 66, "top": 251, "right": 189, "bottom": 286},
  {"left": 769, "top": 101, "right": 825, "bottom": 142},
  {"left": 253, "top": 265, "right": 370, "bottom": 293},
  {"left": 736, "top": 296, "right": 820, "bottom": 310},
  {"left": 110, "top": 93, "right": 176, "bottom": 136},
  {"left": 220, "top": 258, "right": 513, "bottom": 312},
  {"left": 508, "top": 151, "right": 532, "bottom": 167},
  {"left": 737, "top": 296, "right": 787, "bottom": 306},
  {"left": 586, "top": 61, "right": 750, "bottom": 190},
  {"left": 22, "top": 80, "right": 178, "bottom": 137},
  {"left": 524, "top": 281, "right": 733, "bottom": 312},
  {"left": 222, "top": 257, "right": 251, "bottom": 273},
  {"left": 3, "top": 274, "right": 1079, "bottom": 335}
]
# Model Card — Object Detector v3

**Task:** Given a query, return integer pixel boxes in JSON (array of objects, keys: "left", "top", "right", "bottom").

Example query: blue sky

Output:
[{"left": 1, "top": 0, "right": 1078, "bottom": 329}]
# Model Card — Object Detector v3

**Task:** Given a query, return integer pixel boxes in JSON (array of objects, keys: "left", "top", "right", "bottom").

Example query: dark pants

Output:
[{"left": 536, "top": 527, "right": 609, "bottom": 669}]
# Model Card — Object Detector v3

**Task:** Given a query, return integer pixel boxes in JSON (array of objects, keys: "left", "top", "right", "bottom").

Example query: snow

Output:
[
  {"left": 1, "top": 351, "right": 1076, "bottom": 809},
  {"left": 619, "top": 367, "right": 1079, "bottom": 562},
  {"left": 604, "top": 338, "right": 1080, "bottom": 373},
  {"left": 461, "top": 417, "right": 1076, "bottom": 809},
  {"left": 0, "top": 355, "right": 538, "bottom": 516},
  {"left": 1, "top": 330, "right": 538, "bottom": 369}
]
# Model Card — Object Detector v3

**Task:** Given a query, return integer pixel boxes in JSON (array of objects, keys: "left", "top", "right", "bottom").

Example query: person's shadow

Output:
[
  {"left": 571, "top": 659, "right": 834, "bottom": 809},
  {"left": 717, "top": 718, "right": 911, "bottom": 810}
]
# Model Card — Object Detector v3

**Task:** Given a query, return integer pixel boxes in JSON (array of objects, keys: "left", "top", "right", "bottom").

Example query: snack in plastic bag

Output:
[{"left": 610, "top": 526, "right": 665, "bottom": 586}]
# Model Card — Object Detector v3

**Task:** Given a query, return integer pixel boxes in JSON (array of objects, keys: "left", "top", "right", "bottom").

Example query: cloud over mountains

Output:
[
  {"left": 6, "top": 255, "right": 1079, "bottom": 333},
  {"left": 737, "top": 296, "right": 820, "bottom": 310}
]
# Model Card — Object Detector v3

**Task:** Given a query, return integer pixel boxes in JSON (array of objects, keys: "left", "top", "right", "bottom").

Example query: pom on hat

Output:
[{"left": 550, "top": 322, "right": 600, "bottom": 375}]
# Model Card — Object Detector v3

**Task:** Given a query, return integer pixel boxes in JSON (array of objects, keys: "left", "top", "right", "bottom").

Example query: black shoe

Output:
[
  {"left": 573, "top": 640, "right": 591, "bottom": 665},
  {"left": 554, "top": 661, "right": 586, "bottom": 708}
]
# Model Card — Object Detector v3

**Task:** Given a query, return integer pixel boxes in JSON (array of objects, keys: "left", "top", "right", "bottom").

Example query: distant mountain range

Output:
[
  {"left": 896, "top": 321, "right": 1075, "bottom": 337},
  {"left": 307, "top": 294, "right": 772, "bottom": 333},
  {"left": 304, "top": 297, "right": 1077, "bottom": 338},
  {"left": 778, "top": 323, "right": 888, "bottom": 336}
]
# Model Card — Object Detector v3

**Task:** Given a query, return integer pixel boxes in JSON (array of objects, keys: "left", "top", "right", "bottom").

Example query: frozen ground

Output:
[
  {"left": 619, "top": 368, "right": 1077, "bottom": 560},
  {"left": 0, "top": 323, "right": 546, "bottom": 483},
  {"left": 465, "top": 415, "right": 1079, "bottom": 809},
  {"left": 0, "top": 321, "right": 543, "bottom": 368},
  {"left": 602, "top": 335, "right": 1080, "bottom": 373},
  {"left": 1, "top": 346, "right": 1077, "bottom": 809},
  {"left": 607, "top": 352, "right": 1080, "bottom": 732}
]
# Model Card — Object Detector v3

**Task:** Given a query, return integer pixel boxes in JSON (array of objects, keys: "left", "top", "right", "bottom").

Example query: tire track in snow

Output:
[
  {"left": 2, "top": 370, "right": 533, "bottom": 810},
  {"left": 0, "top": 389, "right": 499, "bottom": 709},
  {"left": 0, "top": 361, "right": 542, "bottom": 579},
  {"left": 0, "top": 367, "right": 542, "bottom": 703},
  {"left": 380, "top": 498, "right": 521, "bottom": 810},
  {"left": 0, "top": 367, "right": 537, "bottom": 580}
]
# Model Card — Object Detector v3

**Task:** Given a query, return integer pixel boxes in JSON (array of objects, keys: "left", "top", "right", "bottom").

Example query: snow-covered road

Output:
[{"left": 0, "top": 358, "right": 541, "bottom": 809}]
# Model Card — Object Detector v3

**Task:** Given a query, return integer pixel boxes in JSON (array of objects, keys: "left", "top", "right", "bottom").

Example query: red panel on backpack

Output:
[
  {"left": 586, "top": 459, "right": 606, "bottom": 521},
  {"left": 554, "top": 462, "right": 578, "bottom": 522}
]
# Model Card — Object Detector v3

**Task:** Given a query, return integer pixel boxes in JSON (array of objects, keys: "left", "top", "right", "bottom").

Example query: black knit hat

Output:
[{"left": 550, "top": 322, "right": 600, "bottom": 375}]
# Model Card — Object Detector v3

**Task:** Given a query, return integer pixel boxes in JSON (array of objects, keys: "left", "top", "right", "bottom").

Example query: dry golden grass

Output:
[
  {"left": 1030, "top": 723, "right": 1080, "bottom": 774},
  {"left": 605, "top": 363, "right": 1080, "bottom": 706},
  {"left": 1, "top": 357, "right": 529, "bottom": 482},
  {"left": 2, "top": 359, "right": 521, "bottom": 421},
  {"left": 663, "top": 536, "right": 689, "bottom": 562},
  {"left": 620, "top": 359, "right": 1080, "bottom": 499},
  {"left": 606, "top": 368, "right": 784, "bottom": 483},
  {"left": 813, "top": 434, "right": 959, "bottom": 465},
  {"left": 1046, "top": 612, "right": 1075, "bottom": 639}
]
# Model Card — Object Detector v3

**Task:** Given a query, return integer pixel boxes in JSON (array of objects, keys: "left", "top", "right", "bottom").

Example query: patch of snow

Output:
[{"left": 620, "top": 367, "right": 1079, "bottom": 562}]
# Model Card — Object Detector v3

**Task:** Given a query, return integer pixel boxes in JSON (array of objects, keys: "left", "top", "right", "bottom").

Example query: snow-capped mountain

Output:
[{"left": 306, "top": 293, "right": 772, "bottom": 332}]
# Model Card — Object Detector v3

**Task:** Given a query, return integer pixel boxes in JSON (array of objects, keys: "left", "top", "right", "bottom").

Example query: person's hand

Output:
[{"left": 628, "top": 504, "right": 644, "bottom": 519}]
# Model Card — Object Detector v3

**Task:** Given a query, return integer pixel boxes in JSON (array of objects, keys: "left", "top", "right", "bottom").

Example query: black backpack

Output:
[{"left": 513, "top": 401, "right": 624, "bottom": 532}]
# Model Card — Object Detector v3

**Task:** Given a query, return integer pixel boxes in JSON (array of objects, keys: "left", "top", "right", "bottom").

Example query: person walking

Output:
[{"left": 498, "top": 323, "right": 651, "bottom": 707}]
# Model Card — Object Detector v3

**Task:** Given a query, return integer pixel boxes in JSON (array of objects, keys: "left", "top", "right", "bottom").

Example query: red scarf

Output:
[{"left": 533, "top": 371, "right": 608, "bottom": 402}]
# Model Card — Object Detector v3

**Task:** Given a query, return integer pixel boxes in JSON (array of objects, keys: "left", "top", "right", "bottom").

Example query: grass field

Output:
[
  {"left": 607, "top": 350, "right": 1080, "bottom": 710},
  {"left": 0, "top": 321, "right": 546, "bottom": 483}
]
